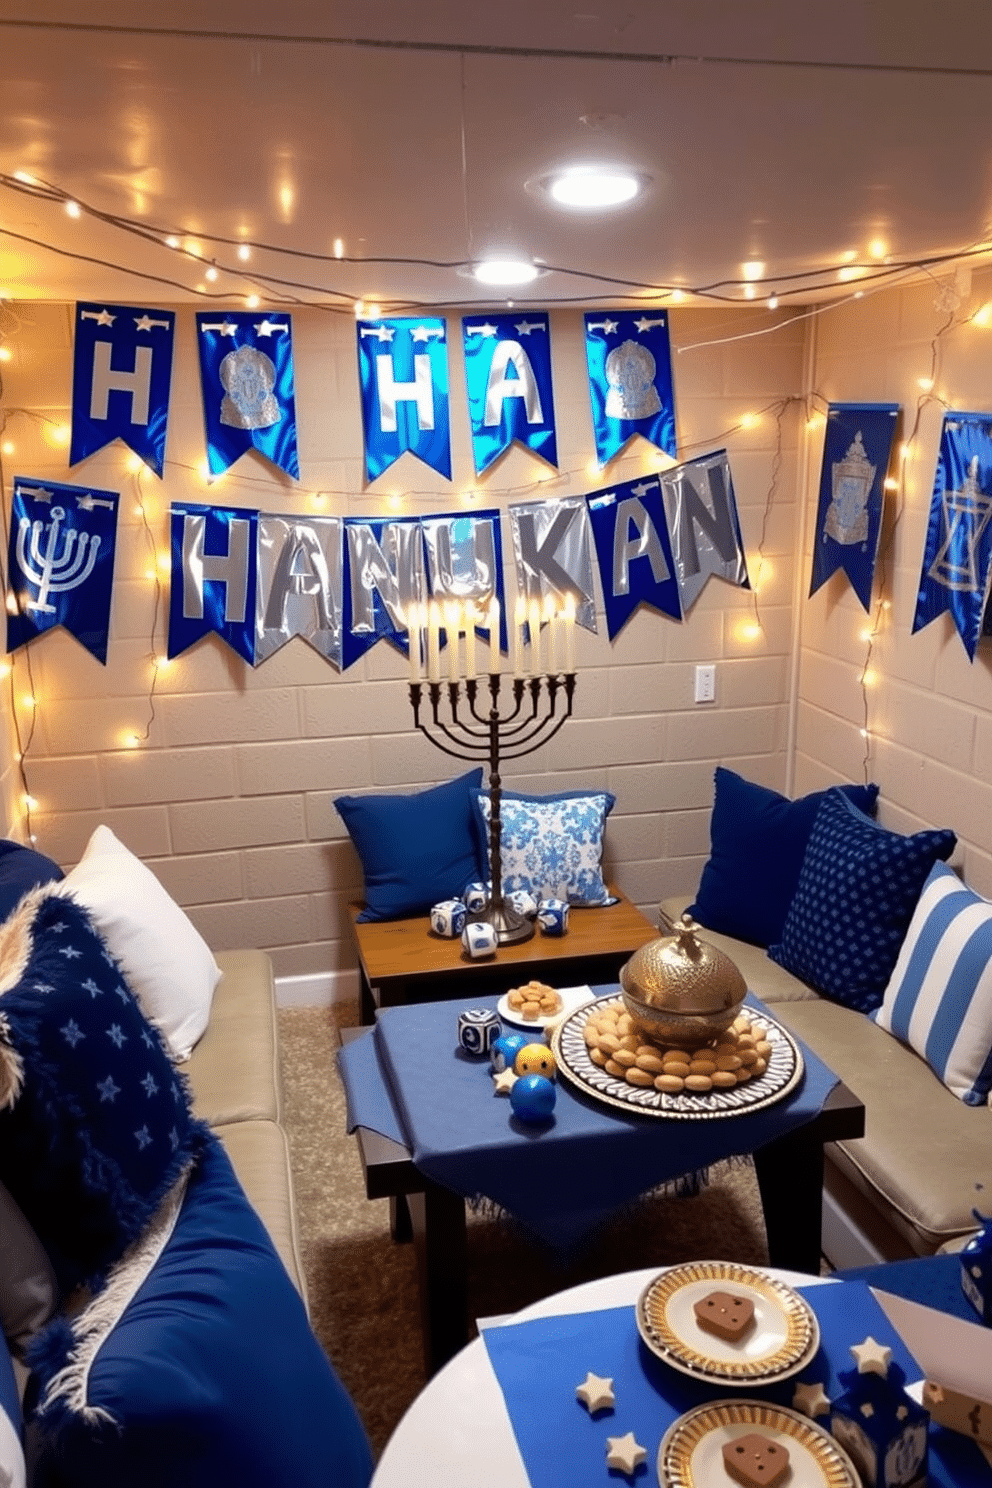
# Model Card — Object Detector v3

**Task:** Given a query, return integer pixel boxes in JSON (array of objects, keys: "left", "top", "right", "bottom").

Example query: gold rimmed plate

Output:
[
  {"left": 658, "top": 1399, "right": 862, "bottom": 1488},
  {"left": 550, "top": 996, "right": 803, "bottom": 1120},
  {"left": 636, "top": 1262, "right": 820, "bottom": 1386}
]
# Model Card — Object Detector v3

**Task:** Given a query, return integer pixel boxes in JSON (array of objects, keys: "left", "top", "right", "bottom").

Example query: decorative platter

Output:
[
  {"left": 636, "top": 1262, "right": 820, "bottom": 1386},
  {"left": 496, "top": 983, "right": 595, "bottom": 1031},
  {"left": 549, "top": 995, "right": 804, "bottom": 1120},
  {"left": 657, "top": 1399, "right": 861, "bottom": 1488}
]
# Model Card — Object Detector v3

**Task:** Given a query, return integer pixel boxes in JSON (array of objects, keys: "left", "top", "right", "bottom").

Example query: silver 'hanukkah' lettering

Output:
[{"left": 15, "top": 506, "right": 102, "bottom": 614}]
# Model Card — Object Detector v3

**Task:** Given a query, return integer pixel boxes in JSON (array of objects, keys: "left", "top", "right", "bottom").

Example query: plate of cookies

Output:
[
  {"left": 658, "top": 1399, "right": 861, "bottom": 1488},
  {"left": 549, "top": 995, "right": 803, "bottom": 1119},
  {"left": 497, "top": 982, "right": 595, "bottom": 1030},
  {"left": 636, "top": 1262, "right": 820, "bottom": 1386}
]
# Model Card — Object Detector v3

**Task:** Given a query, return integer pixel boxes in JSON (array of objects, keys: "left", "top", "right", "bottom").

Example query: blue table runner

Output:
[
  {"left": 338, "top": 988, "right": 840, "bottom": 1247},
  {"left": 482, "top": 1280, "right": 992, "bottom": 1488}
]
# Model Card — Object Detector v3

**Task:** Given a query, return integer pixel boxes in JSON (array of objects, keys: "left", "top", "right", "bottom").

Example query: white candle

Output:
[
  {"left": 528, "top": 597, "right": 542, "bottom": 675},
  {"left": 407, "top": 601, "right": 421, "bottom": 681},
  {"left": 546, "top": 594, "right": 559, "bottom": 674},
  {"left": 563, "top": 593, "right": 576, "bottom": 673},
  {"left": 463, "top": 602, "right": 477, "bottom": 681},
  {"left": 444, "top": 600, "right": 461, "bottom": 682},
  {"left": 427, "top": 599, "right": 441, "bottom": 683},
  {"left": 487, "top": 597, "right": 501, "bottom": 675},
  {"left": 512, "top": 597, "right": 526, "bottom": 678}
]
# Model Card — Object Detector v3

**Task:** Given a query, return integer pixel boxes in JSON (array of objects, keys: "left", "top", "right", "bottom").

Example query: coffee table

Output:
[
  {"left": 348, "top": 886, "right": 658, "bottom": 1023},
  {"left": 339, "top": 1026, "right": 866, "bottom": 1377}
]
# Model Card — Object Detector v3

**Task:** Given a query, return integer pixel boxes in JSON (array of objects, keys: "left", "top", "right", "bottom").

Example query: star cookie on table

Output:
[
  {"left": 792, "top": 1380, "right": 831, "bottom": 1418},
  {"left": 575, "top": 1371, "right": 615, "bottom": 1414},
  {"left": 850, "top": 1336, "right": 893, "bottom": 1376},
  {"left": 492, "top": 1068, "right": 518, "bottom": 1095},
  {"left": 605, "top": 1430, "right": 646, "bottom": 1476}
]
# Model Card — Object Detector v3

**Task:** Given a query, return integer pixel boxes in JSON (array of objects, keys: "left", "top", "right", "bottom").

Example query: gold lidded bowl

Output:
[{"left": 620, "top": 913, "right": 747, "bottom": 1049}]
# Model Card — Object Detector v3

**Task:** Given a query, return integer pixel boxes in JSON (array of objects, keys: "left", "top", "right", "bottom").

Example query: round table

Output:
[{"left": 371, "top": 1266, "right": 831, "bottom": 1488}]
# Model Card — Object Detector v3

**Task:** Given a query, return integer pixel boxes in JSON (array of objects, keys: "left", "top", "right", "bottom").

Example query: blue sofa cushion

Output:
[
  {"left": 688, "top": 768, "right": 880, "bottom": 948},
  {"left": 471, "top": 787, "right": 617, "bottom": 906},
  {"left": 335, "top": 768, "right": 485, "bottom": 922},
  {"left": 26, "top": 1136, "right": 374, "bottom": 1488},
  {"left": 0, "top": 890, "right": 206, "bottom": 1294},
  {"left": 768, "top": 790, "right": 957, "bottom": 1013}
]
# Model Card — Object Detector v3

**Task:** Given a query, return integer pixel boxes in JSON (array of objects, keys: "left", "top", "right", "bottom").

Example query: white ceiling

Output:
[{"left": 3, "top": 2, "right": 992, "bottom": 312}]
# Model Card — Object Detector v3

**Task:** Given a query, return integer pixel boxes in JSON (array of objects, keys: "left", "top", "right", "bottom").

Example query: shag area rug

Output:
[{"left": 278, "top": 1002, "right": 770, "bottom": 1460}]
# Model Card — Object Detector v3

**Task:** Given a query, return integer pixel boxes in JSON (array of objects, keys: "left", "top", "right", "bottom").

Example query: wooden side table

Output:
[{"left": 348, "top": 888, "right": 659, "bottom": 1023}]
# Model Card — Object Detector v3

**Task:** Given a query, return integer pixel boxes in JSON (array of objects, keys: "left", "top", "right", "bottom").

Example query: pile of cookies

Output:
[
  {"left": 505, "top": 980, "right": 563, "bottom": 1021},
  {"left": 581, "top": 998, "right": 772, "bottom": 1093}
]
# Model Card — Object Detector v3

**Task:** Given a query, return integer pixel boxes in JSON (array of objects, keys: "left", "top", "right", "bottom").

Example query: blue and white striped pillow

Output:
[{"left": 873, "top": 862, "right": 992, "bottom": 1105}]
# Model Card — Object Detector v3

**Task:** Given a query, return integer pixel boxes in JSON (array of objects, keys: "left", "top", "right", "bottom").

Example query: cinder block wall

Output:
[
  {"left": 797, "top": 265, "right": 992, "bottom": 899},
  {"left": 1, "top": 302, "right": 805, "bottom": 990}
]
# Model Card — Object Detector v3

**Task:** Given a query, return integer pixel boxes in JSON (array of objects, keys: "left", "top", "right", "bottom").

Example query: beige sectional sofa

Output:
[
  {"left": 660, "top": 895, "right": 992, "bottom": 1269},
  {"left": 184, "top": 947, "right": 307, "bottom": 1303}
]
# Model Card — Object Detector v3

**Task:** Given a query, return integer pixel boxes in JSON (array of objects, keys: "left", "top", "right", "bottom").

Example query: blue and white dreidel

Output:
[
  {"left": 960, "top": 1210, "right": 992, "bottom": 1323},
  {"left": 463, "top": 880, "right": 490, "bottom": 914},
  {"left": 537, "top": 898, "right": 570, "bottom": 936},
  {"left": 462, "top": 919, "right": 498, "bottom": 959},
  {"left": 507, "top": 889, "right": 539, "bottom": 920},
  {"left": 510, "top": 1073, "right": 557, "bottom": 1124},
  {"left": 430, "top": 899, "right": 468, "bottom": 938},
  {"left": 491, "top": 1031, "right": 528, "bottom": 1073},
  {"left": 457, "top": 1007, "right": 501, "bottom": 1057}
]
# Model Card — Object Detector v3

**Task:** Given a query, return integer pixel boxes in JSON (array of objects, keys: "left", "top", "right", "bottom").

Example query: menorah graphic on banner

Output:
[{"left": 15, "top": 504, "right": 103, "bottom": 612}]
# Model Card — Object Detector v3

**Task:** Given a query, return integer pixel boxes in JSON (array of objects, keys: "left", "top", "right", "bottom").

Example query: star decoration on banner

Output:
[
  {"left": 605, "top": 1432, "right": 647, "bottom": 1476},
  {"left": 515, "top": 320, "right": 545, "bottom": 335},
  {"left": 588, "top": 318, "right": 619, "bottom": 334},
  {"left": 255, "top": 319, "right": 288, "bottom": 337},
  {"left": 200, "top": 320, "right": 238, "bottom": 337},
  {"left": 133, "top": 314, "right": 170, "bottom": 333},
  {"left": 575, "top": 1371, "right": 615, "bottom": 1413},
  {"left": 81, "top": 308, "right": 115, "bottom": 327},
  {"left": 850, "top": 1337, "right": 893, "bottom": 1376},
  {"left": 466, "top": 322, "right": 499, "bottom": 338},
  {"left": 630, "top": 479, "right": 659, "bottom": 499},
  {"left": 363, "top": 325, "right": 394, "bottom": 342},
  {"left": 793, "top": 1381, "right": 831, "bottom": 1418},
  {"left": 492, "top": 1068, "right": 518, "bottom": 1095},
  {"left": 634, "top": 316, "right": 666, "bottom": 332},
  {"left": 411, "top": 324, "right": 445, "bottom": 342}
]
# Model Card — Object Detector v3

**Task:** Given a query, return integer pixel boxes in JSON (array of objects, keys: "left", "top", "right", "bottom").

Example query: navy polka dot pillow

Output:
[
  {"left": 768, "top": 790, "right": 956, "bottom": 1013},
  {"left": 0, "top": 889, "right": 207, "bottom": 1294}
]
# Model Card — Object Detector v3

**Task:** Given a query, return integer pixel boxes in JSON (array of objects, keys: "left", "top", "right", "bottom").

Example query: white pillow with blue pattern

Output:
[{"left": 471, "top": 788, "right": 617, "bottom": 906}]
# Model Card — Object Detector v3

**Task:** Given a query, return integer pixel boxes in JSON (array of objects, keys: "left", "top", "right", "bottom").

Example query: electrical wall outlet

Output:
[{"left": 694, "top": 664, "right": 716, "bottom": 703}]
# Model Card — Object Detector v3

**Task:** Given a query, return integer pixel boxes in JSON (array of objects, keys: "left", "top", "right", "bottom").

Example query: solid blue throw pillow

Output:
[
  {"left": 768, "top": 789, "right": 957, "bottom": 1012},
  {"left": 335, "top": 768, "right": 485, "bottom": 922},
  {"left": 0, "top": 840, "right": 63, "bottom": 921},
  {"left": 0, "top": 889, "right": 206, "bottom": 1295},
  {"left": 26, "top": 1135, "right": 374, "bottom": 1488},
  {"left": 688, "top": 768, "right": 880, "bottom": 948}
]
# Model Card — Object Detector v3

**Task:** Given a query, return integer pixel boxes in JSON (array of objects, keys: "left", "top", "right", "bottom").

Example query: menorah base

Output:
[{"left": 474, "top": 902, "right": 535, "bottom": 946}]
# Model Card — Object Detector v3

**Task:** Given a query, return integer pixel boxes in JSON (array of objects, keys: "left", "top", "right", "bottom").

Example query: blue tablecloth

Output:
[
  {"left": 837, "top": 1253, "right": 979, "bottom": 1325},
  {"left": 337, "top": 987, "right": 841, "bottom": 1246},
  {"left": 481, "top": 1279, "right": 992, "bottom": 1488}
]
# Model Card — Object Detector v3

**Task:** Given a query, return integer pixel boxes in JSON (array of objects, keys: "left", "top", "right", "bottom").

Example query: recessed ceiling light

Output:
[
  {"left": 473, "top": 260, "right": 540, "bottom": 285},
  {"left": 549, "top": 169, "right": 640, "bottom": 209}
]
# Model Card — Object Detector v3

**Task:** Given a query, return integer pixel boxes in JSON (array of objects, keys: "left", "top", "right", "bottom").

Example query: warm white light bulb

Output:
[
  {"left": 205, "top": 266, "right": 219, "bottom": 282},
  {"left": 333, "top": 238, "right": 344, "bottom": 258},
  {"left": 237, "top": 244, "right": 251, "bottom": 262},
  {"left": 64, "top": 200, "right": 81, "bottom": 219},
  {"left": 473, "top": 260, "right": 539, "bottom": 286},
  {"left": 549, "top": 171, "right": 639, "bottom": 209}
]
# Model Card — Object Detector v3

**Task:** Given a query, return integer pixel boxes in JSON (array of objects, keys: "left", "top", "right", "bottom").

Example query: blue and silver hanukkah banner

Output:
[
  {"left": 255, "top": 515, "right": 343, "bottom": 668},
  {"left": 913, "top": 412, "right": 992, "bottom": 661},
  {"left": 587, "top": 475, "right": 682, "bottom": 638},
  {"left": 809, "top": 403, "right": 899, "bottom": 612},
  {"left": 658, "top": 450, "right": 749, "bottom": 613},
  {"left": 584, "top": 310, "right": 677, "bottom": 468},
  {"left": 195, "top": 312, "right": 300, "bottom": 480},
  {"left": 357, "top": 318, "right": 451, "bottom": 483},
  {"left": 507, "top": 496, "right": 598, "bottom": 635},
  {"left": 421, "top": 508, "right": 508, "bottom": 643},
  {"left": 461, "top": 313, "right": 557, "bottom": 475},
  {"left": 168, "top": 501, "right": 258, "bottom": 662},
  {"left": 6, "top": 477, "right": 120, "bottom": 662},
  {"left": 70, "top": 302, "right": 175, "bottom": 477},
  {"left": 342, "top": 515, "right": 429, "bottom": 671}
]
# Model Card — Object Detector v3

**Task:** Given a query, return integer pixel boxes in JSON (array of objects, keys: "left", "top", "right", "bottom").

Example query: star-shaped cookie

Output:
[
  {"left": 605, "top": 1431, "right": 646, "bottom": 1476},
  {"left": 850, "top": 1336, "right": 892, "bottom": 1376},
  {"left": 575, "top": 1371, "right": 615, "bottom": 1414},
  {"left": 792, "top": 1381, "right": 831, "bottom": 1418},
  {"left": 492, "top": 1068, "right": 518, "bottom": 1095}
]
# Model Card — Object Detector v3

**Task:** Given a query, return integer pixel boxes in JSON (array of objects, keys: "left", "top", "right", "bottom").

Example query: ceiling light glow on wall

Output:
[
  {"left": 473, "top": 260, "right": 539, "bottom": 285},
  {"left": 548, "top": 169, "right": 640, "bottom": 208}
]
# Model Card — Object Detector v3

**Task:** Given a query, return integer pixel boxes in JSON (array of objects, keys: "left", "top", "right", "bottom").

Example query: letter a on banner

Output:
[
  {"left": 168, "top": 502, "right": 258, "bottom": 662},
  {"left": 584, "top": 311, "right": 677, "bottom": 468},
  {"left": 586, "top": 475, "right": 682, "bottom": 638},
  {"left": 913, "top": 411, "right": 992, "bottom": 661},
  {"left": 70, "top": 302, "right": 175, "bottom": 476},
  {"left": 357, "top": 318, "right": 451, "bottom": 483},
  {"left": 6, "top": 477, "right": 120, "bottom": 662},
  {"left": 462, "top": 313, "right": 558, "bottom": 475},
  {"left": 256, "top": 515, "right": 343, "bottom": 668},
  {"left": 658, "top": 450, "right": 749, "bottom": 613},
  {"left": 196, "top": 312, "right": 300, "bottom": 479}
]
